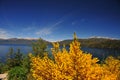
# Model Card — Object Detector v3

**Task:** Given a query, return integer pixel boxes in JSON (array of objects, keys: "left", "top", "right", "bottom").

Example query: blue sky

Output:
[{"left": 0, "top": 0, "right": 120, "bottom": 41}]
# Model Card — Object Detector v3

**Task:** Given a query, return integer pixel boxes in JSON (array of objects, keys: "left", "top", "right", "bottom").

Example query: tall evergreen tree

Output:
[
  {"left": 6, "top": 48, "right": 23, "bottom": 69},
  {"left": 32, "top": 38, "right": 47, "bottom": 57}
]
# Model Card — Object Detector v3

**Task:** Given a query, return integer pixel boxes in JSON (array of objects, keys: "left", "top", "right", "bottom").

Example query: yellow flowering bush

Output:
[{"left": 30, "top": 33, "right": 120, "bottom": 80}]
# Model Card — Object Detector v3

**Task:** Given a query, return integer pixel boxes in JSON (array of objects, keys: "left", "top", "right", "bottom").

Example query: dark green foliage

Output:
[
  {"left": 6, "top": 48, "right": 14, "bottom": 69},
  {"left": 8, "top": 66, "right": 27, "bottom": 80},
  {"left": 60, "top": 38, "right": 120, "bottom": 49},
  {"left": 6, "top": 48, "right": 23, "bottom": 69},
  {"left": 14, "top": 49, "right": 23, "bottom": 66},
  {"left": 6, "top": 48, "right": 32, "bottom": 80},
  {"left": 0, "top": 62, "right": 8, "bottom": 74},
  {"left": 0, "top": 60, "right": 3, "bottom": 73},
  {"left": 21, "top": 55, "right": 31, "bottom": 73},
  {"left": 32, "top": 38, "right": 47, "bottom": 57}
]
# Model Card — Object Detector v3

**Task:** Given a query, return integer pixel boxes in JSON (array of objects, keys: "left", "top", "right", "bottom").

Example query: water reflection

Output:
[
  {"left": 81, "top": 47, "right": 120, "bottom": 61},
  {"left": 0, "top": 44, "right": 32, "bottom": 62},
  {"left": 0, "top": 44, "right": 120, "bottom": 62}
]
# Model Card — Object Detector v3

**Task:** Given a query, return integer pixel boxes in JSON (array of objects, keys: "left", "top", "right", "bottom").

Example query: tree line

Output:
[{"left": 60, "top": 38, "right": 120, "bottom": 49}]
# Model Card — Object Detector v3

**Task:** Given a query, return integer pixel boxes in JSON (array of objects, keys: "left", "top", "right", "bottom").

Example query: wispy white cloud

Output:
[
  {"left": 0, "top": 28, "right": 11, "bottom": 39},
  {"left": 36, "top": 27, "right": 52, "bottom": 36},
  {"left": 89, "top": 36, "right": 118, "bottom": 40},
  {"left": 35, "top": 20, "right": 63, "bottom": 36}
]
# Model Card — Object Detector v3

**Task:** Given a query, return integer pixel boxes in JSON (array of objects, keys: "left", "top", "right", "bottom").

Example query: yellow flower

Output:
[{"left": 30, "top": 33, "right": 120, "bottom": 80}]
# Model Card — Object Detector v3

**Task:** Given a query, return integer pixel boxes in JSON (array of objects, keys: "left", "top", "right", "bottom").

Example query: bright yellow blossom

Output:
[{"left": 30, "top": 33, "right": 120, "bottom": 80}]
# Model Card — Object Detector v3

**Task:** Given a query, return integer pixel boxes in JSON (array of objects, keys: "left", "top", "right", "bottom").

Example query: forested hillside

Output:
[
  {"left": 0, "top": 38, "right": 50, "bottom": 45},
  {"left": 60, "top": 38, "right": 120, "bottom": 49},
  {"left": 0, "top": 38, "right": 120, "bottom": 49}
]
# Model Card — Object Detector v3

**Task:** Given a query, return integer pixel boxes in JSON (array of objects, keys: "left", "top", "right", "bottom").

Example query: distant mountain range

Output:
[
  {"left": 0, "top": 38, "right": 120, "bottom": 49},
  {"left": 59, "top": 38, "right": 120, "bottom": 49},
  {"left": 0, "top": 38, "right": 38, "bottom": 45}
]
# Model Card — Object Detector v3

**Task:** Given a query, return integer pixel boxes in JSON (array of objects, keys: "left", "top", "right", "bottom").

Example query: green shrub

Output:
[{"left": 8, "top": 66, "right": 27, "bottom": 80}]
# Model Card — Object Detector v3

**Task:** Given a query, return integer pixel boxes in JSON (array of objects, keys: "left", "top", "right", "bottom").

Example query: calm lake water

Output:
[{"left": 0, "top": 44, "right": 120, "bottom": 62}]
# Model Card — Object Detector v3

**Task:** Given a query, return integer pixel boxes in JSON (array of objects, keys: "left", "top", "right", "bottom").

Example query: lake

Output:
[
  {"left": 0, "top": 44, "right": 32, "bottom": 62},
  {"left": 0, "top": 44, "right": 120, "bottom": 62}
]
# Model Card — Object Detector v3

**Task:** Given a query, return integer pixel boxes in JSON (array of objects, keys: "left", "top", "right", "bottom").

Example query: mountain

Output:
[
  {"left": 59, "top": 38, "right": 120, "bottom": 49},
  {"left": 0, "top": 38, "right": 50, "bottom": 45},
  {"left": 0, "top": 38, "right": 120, "bottom": 49}
]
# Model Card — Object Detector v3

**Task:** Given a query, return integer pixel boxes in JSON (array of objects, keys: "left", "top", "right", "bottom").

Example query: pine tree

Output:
[{"left": 32, "top": 38, "right": 47, "bottom": 57}]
